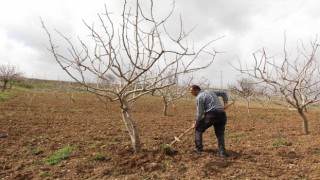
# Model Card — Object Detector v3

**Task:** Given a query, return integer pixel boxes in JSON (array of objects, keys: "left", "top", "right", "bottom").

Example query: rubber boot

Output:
[
  {"left": 194, "top": 131, "right": 203, "bottom": 152},
  {"left": 217, "top": 135, "right": 227, "bottom": 158}
]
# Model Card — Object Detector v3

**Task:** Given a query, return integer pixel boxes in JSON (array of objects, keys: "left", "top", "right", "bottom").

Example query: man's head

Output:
[{"left": 189, "top": 85, "right": 201, "bottom": 96}]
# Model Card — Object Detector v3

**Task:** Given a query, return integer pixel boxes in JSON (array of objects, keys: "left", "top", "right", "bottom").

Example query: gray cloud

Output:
[
  {"left": 174, "top": 0, "right": 266, "bottom": 39},
  {"left": 5, "top": 16, "right": 76, "bottom": 55},
  {"left": 1, "top": 0, "right": 320, "bottom": 85}
]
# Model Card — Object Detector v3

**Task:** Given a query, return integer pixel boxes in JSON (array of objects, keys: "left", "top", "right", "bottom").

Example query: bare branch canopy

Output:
[
  {"left": 236, "top": 35, "right": 320, "bottom": 134},
  {"left": 42, "top": 0, "right": 221, "bottom": 153}
]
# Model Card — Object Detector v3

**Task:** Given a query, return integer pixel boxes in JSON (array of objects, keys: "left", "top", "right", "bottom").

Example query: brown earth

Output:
[{"left": 1, "top": 90, "right": 320, "bottom": 179}]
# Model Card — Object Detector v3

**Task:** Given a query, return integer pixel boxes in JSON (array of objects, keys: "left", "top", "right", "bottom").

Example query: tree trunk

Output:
[
  {"left": 246, "top": 99, "right": 250, "bottom": 113},
  {"left": 1, "top": 81, "right": 8, "bottom": 92},
  {"left": 163, "top": 102, "right": 168, "bottom": 116},
  {"left": 121, "top": 100, "right": 142, "bottom": 154},
  {"left": 162, "top": 96, "right": 169, "bottom": 116},
  {"left": 298, "top": 108, "right": 309, "bottom": 134},
  {"left": 9, "top": 82, "right": 13, "bottom": 89}
]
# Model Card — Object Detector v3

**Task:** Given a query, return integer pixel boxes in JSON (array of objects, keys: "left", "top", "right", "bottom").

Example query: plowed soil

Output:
[{"left": 1, "top": 90, "right": 320, "bottom": 179}]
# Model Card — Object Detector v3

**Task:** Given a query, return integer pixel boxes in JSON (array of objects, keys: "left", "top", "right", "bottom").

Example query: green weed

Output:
[
  {"left": 16, "top": 81, "right": 43, "bottom": 90},
  {"left": 70, "top": 108, "right": 83, "bottom": 114},
  {"left": 226, "top": 131, "right": 246, "bottom": 143},
  {"left": 45, "top": 145, "right": 75, "bottom": 165},
  {"left": 161, "top": 144, "right": 171, "bottom": 151},
  {"left": 226, "top": 131, "right": 246, "bottom": 138},
  {"left": 0, "top": 92, "right": 13, "bottom": 101},
  {"left": 107, "top": 138, "right": 121, "bottom": 144},
  {"left": 272, "top": 138, "right": 292, "bottom": 148},
  {"left": 39, "top": 170, "right": 48, "bottom": 177},
  {"left": 31, "top": 148, "right": 44, "bottom": 155},
  {"left": 94, "top": 152, "right": 108, "bottom": 162},
  {"left": 51, "top": 108, "right": 62, "bottom": 113}
]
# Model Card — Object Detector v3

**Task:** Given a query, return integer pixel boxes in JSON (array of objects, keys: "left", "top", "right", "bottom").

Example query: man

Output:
[{"left": 189, "top": 85, "right": 229, "bottom": 157}]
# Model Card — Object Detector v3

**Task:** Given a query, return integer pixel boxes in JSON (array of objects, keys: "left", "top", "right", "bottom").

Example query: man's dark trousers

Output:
[{"left": 195, "top": 111, "right": 227, "bottom": 152}]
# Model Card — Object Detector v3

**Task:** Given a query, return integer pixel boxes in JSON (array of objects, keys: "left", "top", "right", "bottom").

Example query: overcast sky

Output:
[{"left": 0, "top": 0, "right": 319, "bottom": 88}]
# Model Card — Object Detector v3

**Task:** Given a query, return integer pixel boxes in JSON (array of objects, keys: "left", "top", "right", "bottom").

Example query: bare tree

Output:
[
  {"left": 0, "top": 63, "right": 23, "bottom": 92},
  {"left": 152, "top": 74, "right": 208, "bottom": 116},
  {"left": 253, "top": 86, "right": 272, "bottom": 110},
  {"left": 229, "top": 78, "right": 255, "bottom": 113},
  {"left": 237, "top": 37, "right": 320, "bottom": 134},
  {"left": 42, "top": 0, "right": 220, "bottom": 153}
]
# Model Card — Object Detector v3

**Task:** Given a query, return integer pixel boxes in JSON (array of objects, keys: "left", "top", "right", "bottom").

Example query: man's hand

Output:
[
  {"left": 224, "top": 101, "right": 235, "bottom": 110},
  {"left": 192, "top": 123, "right": 197, "bottom": 129}
]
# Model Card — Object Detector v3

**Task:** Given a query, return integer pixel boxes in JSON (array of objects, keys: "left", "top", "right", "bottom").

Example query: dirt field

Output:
[{"left": 1, "top": 89, "right": 320, "bottom": 179}]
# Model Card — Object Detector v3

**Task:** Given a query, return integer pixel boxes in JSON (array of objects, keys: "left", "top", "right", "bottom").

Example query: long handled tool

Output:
[
  {"left": 169, "top": 127, "right": 193, "bottom": 146},
  {"left": 162, "top": 127, "right": 193, "bottom": 153},
  {"left": 224, "top": 101, "right": 235, "bottom": 110}
]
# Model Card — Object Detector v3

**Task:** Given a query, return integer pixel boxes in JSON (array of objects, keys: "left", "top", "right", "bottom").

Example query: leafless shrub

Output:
[
  {"left": 253, "top": 85, "right": 273, "bottom": 110},
  {"left": 152, "top": 74, "right": 208, "bottom": 116},
  {"left": 0, "top": 63, "right": 23, "bottom": 92},
  {"left": 229, "top": 78, "right": 255, "bottom": 113}
]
